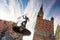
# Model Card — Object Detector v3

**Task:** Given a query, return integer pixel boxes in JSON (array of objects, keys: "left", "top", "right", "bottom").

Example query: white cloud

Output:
[
  {"left": 0, "top": 0, "right": 24, "bottom": 22},
  {"left": 44, "top": 0, "right": 56, "bottom": 19},
  {"left": 0, "top": 0, "right": 10, "bottom": 21}
]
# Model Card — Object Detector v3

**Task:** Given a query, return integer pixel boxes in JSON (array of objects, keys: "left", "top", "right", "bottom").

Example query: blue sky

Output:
[
  {"left": 0, "top": 0, "right": 60, "bottom": 40},
  {"left": 21, "top": 0, "right": 29, "bottom": 9},
  {"left": 46, "top": 0, "right": 60, "bottom": 18},
  {"left": 6, "top": 0, "right": 9, "bottom": 5}
]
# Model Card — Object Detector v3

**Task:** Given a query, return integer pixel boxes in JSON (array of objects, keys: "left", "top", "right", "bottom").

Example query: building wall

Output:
[
  {"left": 56, "top": 25, "right": 60, "bottom": 40},
  {"left": 0, "top": 19, "right": 24, "bottom": 40},
  {"left": 0, "top": 20, "right": 17, "bottom": 35},
  {"left": 33, "top": 19, "right": 54, "bottom": 40},
  {"left": 0, "top": 19, "right": 31, "bottom": 40}
]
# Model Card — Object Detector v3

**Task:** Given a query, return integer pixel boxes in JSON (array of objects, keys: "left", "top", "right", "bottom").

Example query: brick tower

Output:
[{"left": 33, "top": 5, "right": 54, "bottom": 40}]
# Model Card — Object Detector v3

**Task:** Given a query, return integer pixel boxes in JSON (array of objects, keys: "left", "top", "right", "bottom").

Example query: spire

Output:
[
  {"left": 37, "top": 0, "right": 44, "bottom": 19},
  {"left": 38, "top": 0, "right": 43, "bottom": 15},
  {"left": 40, "top": 0, "right": 43, "bottom": 12},
  {"left": 40, "top": 4, "right": 43, "bottom": 12},
  {"left": 38, "top": 4, "right": 44, "bottom": 17}
]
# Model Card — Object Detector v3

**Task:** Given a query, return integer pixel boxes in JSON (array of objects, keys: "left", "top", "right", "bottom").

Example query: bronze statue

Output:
[
  {"left": 21, "top": 15, "right": 29, "bottom": 28},
  {"left": 12, "top": 15, "right": 31, "bottom": 35}
]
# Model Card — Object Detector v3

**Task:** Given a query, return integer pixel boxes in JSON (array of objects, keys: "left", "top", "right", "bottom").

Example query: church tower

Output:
[
  {"left": 38, "top": 5, "right": 44, "bottom": 19},
  {"left": 33, "top": 4, "right": 54, "bottom": 40}
]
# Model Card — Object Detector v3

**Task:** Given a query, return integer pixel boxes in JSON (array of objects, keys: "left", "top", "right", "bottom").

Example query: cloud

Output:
[
  {"left": 0, "top": 0, "right": 25, "bottom": 22},
  {"left": 0, "top": 0, "right": 10, "bottom": 21},
  {"left": 44, "top": 0, "right": 56, "bottom": 19}
]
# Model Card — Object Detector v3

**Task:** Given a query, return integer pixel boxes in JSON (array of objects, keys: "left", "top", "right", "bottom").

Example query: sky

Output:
[{"left": 0, "top": 0, "right": 60, "bottom": 40}]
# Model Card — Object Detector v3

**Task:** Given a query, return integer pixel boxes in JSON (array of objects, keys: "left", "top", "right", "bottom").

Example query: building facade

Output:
[
  {"left": 0, "top": 19, "right": 31, "bottom": 40},
  {"left": 33, "top": 5, "right": 54, "bottom": 40},
  {"left": 0, "top": 20, "right": 17, "bottom": 40},
  {"left": 56, "top": 25, "right": 60, "bottom": 40}
]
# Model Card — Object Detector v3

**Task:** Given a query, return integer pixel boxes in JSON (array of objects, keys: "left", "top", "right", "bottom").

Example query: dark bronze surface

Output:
[{"left": 12, "top": 26, "right": 31, "bottom": 36}]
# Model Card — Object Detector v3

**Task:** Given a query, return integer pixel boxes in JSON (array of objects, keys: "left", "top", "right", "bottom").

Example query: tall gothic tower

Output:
[
  {"left": 38, "top": 5, "right": 44, "bottom": 19},
  {"left": 33, "top": 4, "right": 54, "bottom": 40}
]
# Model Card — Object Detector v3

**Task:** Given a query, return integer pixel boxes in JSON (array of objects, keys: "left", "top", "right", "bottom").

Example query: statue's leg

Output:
[{"left": 21, "top": 21, "right": 26, "bottom": 28}]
